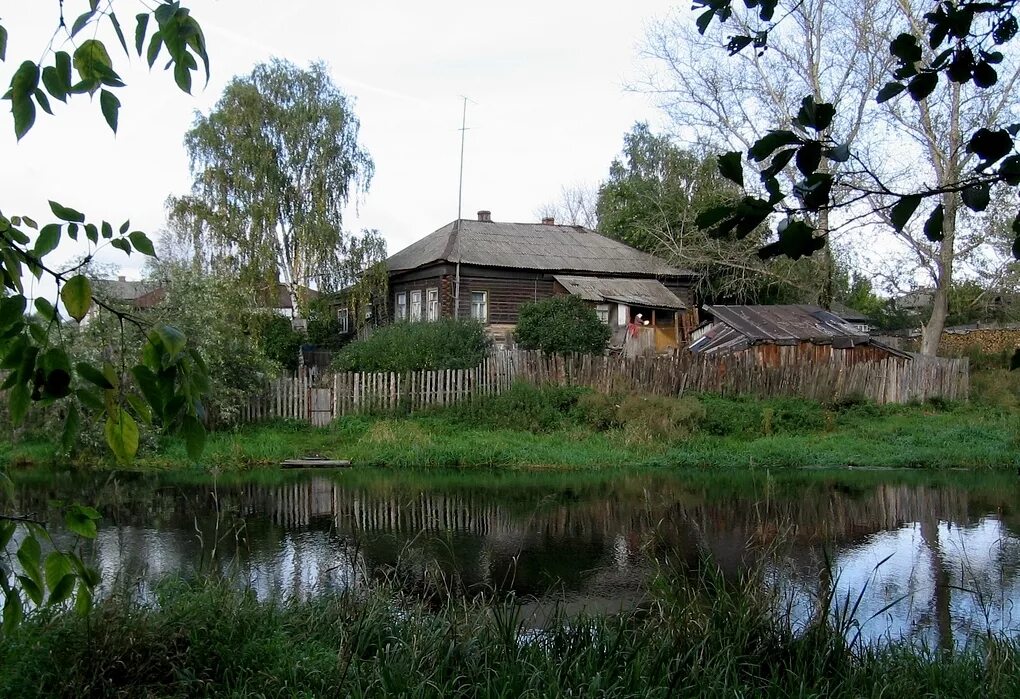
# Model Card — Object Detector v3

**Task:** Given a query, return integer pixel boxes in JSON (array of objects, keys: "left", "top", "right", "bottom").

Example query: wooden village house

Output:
[
  {"left": 383, "top": 211, "right": 699, "bottom": 352},
  {"left": 688, "top": 305, "right": 909, "bottom": 366}
]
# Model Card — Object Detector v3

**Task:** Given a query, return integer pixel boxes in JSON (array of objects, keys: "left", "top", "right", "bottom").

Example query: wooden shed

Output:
[{"left": 688, "top": 305, "right": 910, "bottom": 366}]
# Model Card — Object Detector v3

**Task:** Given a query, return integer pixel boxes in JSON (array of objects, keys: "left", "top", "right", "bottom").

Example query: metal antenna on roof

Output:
[{"left": 454, "top": 96, "right": 472, "bottom": 320}]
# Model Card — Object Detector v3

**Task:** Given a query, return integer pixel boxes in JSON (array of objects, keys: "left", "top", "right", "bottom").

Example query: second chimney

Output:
[
  {"left": 541, "top": 216, "right": 555, "bottom": 225},
  {"left": 477, "top": 210, "right": 492, "bottom": 222}
]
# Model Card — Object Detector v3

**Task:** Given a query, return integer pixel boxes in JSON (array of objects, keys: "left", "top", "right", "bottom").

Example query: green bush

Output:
[
  {"left": 574, "top": 392, "right": 621, "bottom": 430},
  {"left": 253, "top": 313, "right": 304, "bottom": 372},
  {"left": 333, "top": 319, "right": 490, "bottom": 372},
  {"left": 697, "top": 395, "right": 826, "bottom": 437},
  {"left": 515, "top": 295, "right": 611, "bottom": 355}
]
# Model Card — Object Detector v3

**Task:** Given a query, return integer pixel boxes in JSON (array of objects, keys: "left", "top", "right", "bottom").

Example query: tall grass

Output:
[{"left": 2, "top": 557, "right": 1018, "bottom": 697}]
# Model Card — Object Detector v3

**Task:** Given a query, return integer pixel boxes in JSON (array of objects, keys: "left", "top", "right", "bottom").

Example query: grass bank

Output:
[
  {"left": 4, "top": 382, "right": 1019, "bottom": 471},
  {"left": 2, "top": 567, "right": 1018, "bottom": 698}
]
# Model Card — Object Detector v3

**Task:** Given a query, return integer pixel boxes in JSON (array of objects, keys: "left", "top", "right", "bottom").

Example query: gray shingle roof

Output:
[
  {"left": 386, "top": 219, "right": 691, "bottom": 277},
  {"left": 553, "top": 275, "right": 686, "bottom": 309},
  {"left": 689, "top": 305, "right": 909, "bottom": 357}
]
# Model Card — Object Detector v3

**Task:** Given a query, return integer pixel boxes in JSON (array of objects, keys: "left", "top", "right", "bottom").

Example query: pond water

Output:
[{"left": 13, "top": 467, "right": 1020, "bottom": 648}]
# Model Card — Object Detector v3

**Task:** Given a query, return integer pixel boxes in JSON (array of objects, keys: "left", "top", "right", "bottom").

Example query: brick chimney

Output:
[
  {"left": 541, "top": 216, "right": 555, "bottom": 225},
  {"left": 477, "top": 210, "right": 492, "bottom": 222}
]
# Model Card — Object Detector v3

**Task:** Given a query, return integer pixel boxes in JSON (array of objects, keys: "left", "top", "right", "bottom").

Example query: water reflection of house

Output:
[
  {"left": 688, "top": 305, "right": 909, "bottom": 366},
  {"left": 384, "top": 211, "right": 699, "bottom": 352}
]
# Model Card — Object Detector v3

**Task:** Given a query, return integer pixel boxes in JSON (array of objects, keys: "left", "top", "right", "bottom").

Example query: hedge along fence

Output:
[{"left": 232, "top": 350, "right": 969, "bottom": 426}]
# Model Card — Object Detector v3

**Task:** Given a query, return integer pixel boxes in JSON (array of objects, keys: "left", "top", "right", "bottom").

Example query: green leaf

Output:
[
  {"left": 71, "top": 10, "right": 97, "bottom": 37},
  {"left": 74, "top": 582, "right": 92, "bottom": 617},
  {"left": 33, "top": 223, "right": 61, "bottom": 257},
  {"left": 76, "top": 387, "right": 105, "bottom": 412},
  {"left": 44, "top": 552, "right": 73, "bottom": 593},
  {"left": 61, "top": 275, "right": 93, "bottom": 322},
  {"left": 795, "top": 96, "right": 835, "bottom": 132},
  {"left": 182, "top": 414, "right": 206, "bottom": 461},
  {"left": 961, "top": 184, "right": 991, "bottom": 212},
  {"left": 48, "top": 201, "right": 85, "bottom": 223},
  {"left": 16, "top": 536, "right": 42, "bottom": 588},
  {"left": 135, "top": 14, "right": 150, "bottom": 55},
  {"left": 109, "top": 12, "right": 130, "bottom": 56},
  {"left": 0, "top": 295, "right": 27, "bottom": 330},
  {"left": 16, "top": 576, "right": 43, "bottom": 606},
  {"left": 105, "top": 408, "right": 140, "bottom": 465},
  {"left": 907, "top": 72, "right": 938, "bottom": 101},
  {"left": 34, "top": 297, "right": 57, "bottom": 321},
  {"left": 76, "top": 361, "right": 113, "bottom": 389},
  {"left": 128, "top": 231, "right": 157, "bottom": 257},
  {"left": 33, "top": 88, "right": 52, "bottom": 115},
  {"left": 41, "top": 66, "right": 67, "bottom": 102},
  {"left": 48, "top": 574, "right": 76, "bottom": 606},
  {"left": 72, "top": 40, "right": 114, "bottom": 93},
  {"left": 717, "top": 152, "right": 743, "bottom": 187},
  {"left": 8, "top": 381, "right": 28, "bottom": 424},
  {"left": 65, "top": 504, "right": 101, "bottom": 539},
  {"left": 61, "top": 403, "right": 81, "bottom": 451},
  {"left": 0, "top": 24, "right": 7, "bottom": 61},
  {"left": 155, "top": 325, "right": 187, "bottom": 357},
  {"left": 101, "top": 221, "right": 113, "bottom": 238},
  {"left": 749, "top": 130, "right": 802, "bottom": 162},
  {"left": 923, "top": 204, "right": 944, "bottom": 242},
  {"left": 12, "top": 91, "right": 36, "bottom": 141},
  {"left": 890, "top": 195, "right": 922, "bottom": 232},
  {"left": 877, "top": 82, "right": 906, "bottom": 104},
  {"left": 127, "top": 394, "right": 153, "bottom": 425},
  {"left": 795, "top": 141, "right": 823, "bottom": 176},
  {"left": 99, "top": 88, "right": 120, "bottom": 133},
  {"left": 111, "top": 237, "right": 131, "bottom": 255},
  {"left": 2, "top": 590, "right": 23, "bottom": 633},
  {"left": 132, "top": 365, "right": 163, "bottom": 417},
  {"left": 0, "top": 521, "right": 14, "bottom": 551}
]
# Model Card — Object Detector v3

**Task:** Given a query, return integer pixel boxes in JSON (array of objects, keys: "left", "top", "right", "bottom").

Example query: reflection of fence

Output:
[{"left": 234, "top": 350, "right": 968, "bottom": 425}]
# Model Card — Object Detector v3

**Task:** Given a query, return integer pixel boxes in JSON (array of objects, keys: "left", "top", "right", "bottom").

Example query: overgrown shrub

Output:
[
  {"left": 437, "top": 381, "right": 587, "bottom": 432},
  {"left": 972, "top": 369, "right": 1020, "bottom": 410},
  {"left": 515, "top": 296, "right": 610, "bottom": 355},
  {"left": 333, "top": 320, "right": 490, "bottom": 372},
  {"left": 574, "top": 392, "right": 621, "bottom": 430},
  {"left": 616, "top": 394, "right": 705, "bottom": 443}
]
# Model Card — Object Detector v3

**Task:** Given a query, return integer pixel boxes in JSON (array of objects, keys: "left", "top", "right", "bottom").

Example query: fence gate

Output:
[{"left": 309, "top": 387, "right": 333, "bottom": 426}]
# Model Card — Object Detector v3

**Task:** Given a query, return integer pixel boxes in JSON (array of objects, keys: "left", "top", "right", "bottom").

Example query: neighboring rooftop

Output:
[
  {"left": 386, "top": 211, "right": 691, "bottom": 277},
  {"left": 554, "top": 274, "right": 686, "bottom": 310},
  {"left": 690, "top": 305, "right": 908, "bottom": 356}
]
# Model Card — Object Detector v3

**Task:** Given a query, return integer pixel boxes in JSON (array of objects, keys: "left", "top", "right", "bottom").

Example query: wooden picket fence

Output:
[{"left": 234, "top": 350, "right": 969, "bottom": 426}]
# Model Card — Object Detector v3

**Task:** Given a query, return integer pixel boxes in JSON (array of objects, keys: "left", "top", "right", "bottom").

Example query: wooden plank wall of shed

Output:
[{"left": 744, "top": 342, "right": 900, "bottom": 368}]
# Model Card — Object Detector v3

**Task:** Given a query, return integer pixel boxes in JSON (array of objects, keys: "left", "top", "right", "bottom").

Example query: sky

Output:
[{"left": 1, "top": 0, "right": 680, "bottom": 292}]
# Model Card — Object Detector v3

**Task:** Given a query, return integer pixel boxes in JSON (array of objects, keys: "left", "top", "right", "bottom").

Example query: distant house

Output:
[
  {"left": 384, "top": 210, "right": 698, "bottom": 350},
  {"left": 688, "top": 305, "right": 909, "bottom": 365},
  {"left": 88, "top": 276, "right": 317, "bottom": 326},
  {"left": 831, "top": 303, "right": 872, "bottom": 334}
]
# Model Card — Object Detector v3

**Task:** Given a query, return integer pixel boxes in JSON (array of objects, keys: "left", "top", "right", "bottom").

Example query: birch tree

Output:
[
  {"left": 640, "top": 0, "right": 896, "bottom": 307},
  {"left": 170, "top": 59, "right": 374, "bottom": 318}
]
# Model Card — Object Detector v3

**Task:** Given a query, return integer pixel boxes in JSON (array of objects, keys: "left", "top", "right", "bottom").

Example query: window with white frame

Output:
[
  {"left": 395, "top": 292, "right": 407, "bottom": 321},
  {"left": 470, "top": 291, "right": 488, "bottom": 323},
  {"left": 426, "top": 288, "right": 439, "bottom": 321},
  {"left": 595, "top": 304, "right": 610, "bottom": 324},
  {"left": 410, "top": 290, "right": 423, "bottom": 322},
  {"left": 337, "top": 307, "right": 350, "bottom": 333}
]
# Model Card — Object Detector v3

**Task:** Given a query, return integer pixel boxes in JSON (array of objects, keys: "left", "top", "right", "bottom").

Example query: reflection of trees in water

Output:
[{"left": 16, "top": 475, "right": 1020, "bottom": 644}]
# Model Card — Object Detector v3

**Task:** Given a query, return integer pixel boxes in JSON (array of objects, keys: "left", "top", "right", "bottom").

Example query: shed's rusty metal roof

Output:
[
  {"left": 689, "top": 305, "right": 909, "bottom": 356},
  {"left": 553, "top": 275, "right": 686, "bottom": 309},
  {"left": 386, "top": 219, "right": 690, "bottom": 277}
]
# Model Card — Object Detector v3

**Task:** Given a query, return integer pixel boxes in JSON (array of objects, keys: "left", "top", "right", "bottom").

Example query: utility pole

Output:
[{"left": 454, "top": 96, "right": 469, "bottom": 319}]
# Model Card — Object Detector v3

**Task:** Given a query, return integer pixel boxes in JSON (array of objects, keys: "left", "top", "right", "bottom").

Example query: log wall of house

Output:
[{"left": 389, "top": 262, "right": 697, "bottom": 328}]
